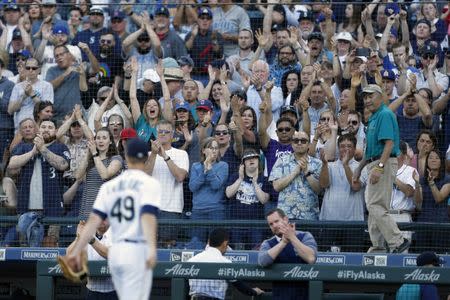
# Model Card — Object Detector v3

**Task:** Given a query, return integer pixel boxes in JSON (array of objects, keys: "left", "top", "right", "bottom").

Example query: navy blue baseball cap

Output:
[
  {"left": 126, "top": 138, "right": 149, "bottom": 159},
  {"left": 175, "top": 102, "right": 190, "bottom": 111},
  {"left": 198, "top": 7, "right": 212, "bottom": 19},
  {"left": 381, "top": 69, "right": 396, "bottom": 81},
  {"left": 298, "top": 10, "right": 314, "bottom": 22},
  {"left": 17, "top": 49, "right": 32, "bottom": 59},
  {"left": 416, "top": 252, "right": 445, "bottom": 267},
  {"left": 111, "top": 10, "right": 126, "bottom": 21},
  {"left": 52, "top": 24, "right": 69, "bottom": 35},
  {"left": 3, "top": 0, "right": 19, "bottom": 11},
  {"left": 385, "top": 3, "right": 400, "bottom": 16},
  {"left": 197, "top": 99, "right": 213, "bottom": 111},
  {"left": 12, "top": 28, "right": 21, "bottom": 40},
  {"left": 154, "top": 5, "right": 170, "bottom": 17}
]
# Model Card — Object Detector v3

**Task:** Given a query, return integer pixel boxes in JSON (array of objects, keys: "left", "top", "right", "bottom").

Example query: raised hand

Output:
[
  {"left": 74, "top": 104, "right": 83, "bottom": 121},
  {"left": 255, "top": 28, "right": 270, "bottom": 49},
  {"left": 208, "top": 64, "right": 215, "bottom": 82},
  {"left": 155, "top": 59, "right": 164, "bottom": 77},
  {"left": 130, "top": 56, "right": 138, "bottom": 73},
  {"left": 288, "top": 26, "right": 299, "bottom": 46},
  {"left": 265, "top": 80, "right": 274, "bottom": 92},
  {"left": 78, "top": 42, "right": 89, "bottom": 53},
  {"left": 351, "top": 71, "right": 362, "bottom": 88}
]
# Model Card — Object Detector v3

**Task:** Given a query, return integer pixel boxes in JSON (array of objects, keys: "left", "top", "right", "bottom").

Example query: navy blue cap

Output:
[
  {"left": 52, "top": 24, "right": 69, "bottom": 35},
  {"left": 126, "top": 138, "right": 149, "bottom": 159},
  {"left": 17, "top": 49, "right": 32, "bottom": 58},
  {"left": 196, "top": 99, "right": 213, "bottom": 111},
  {"left": 308, "top": 32, "right": 324, "bottom": 42},
  {"left": 416, "top": 252, "right": 445, "bottom": 267},
  {"left": 197, "top": 7, "right": 212, "bottom": 18},
  {"left": 280, "top": 105, "right": 298, "bottom": 117},
  {"left": 416, "top": 19, "right": 431, "bottom": 29},
  {"left": 111, "top": 10, "right": 126, "bottom": 20},
  {"left": 12, "top": 28, "right": 21, "bottom": 39},
  {"left": 421, "top": 44, "right": 438, "bottom": 56},
  {"left": 3, "top": 0, "right": 19, "bottom": 11},
  {"left": 381, "top": 69, "right": 396, "bottom": 81},
  {"left": 385, "top": 3, "right": 400, "bottom": 16},
  {"left": 154, "top": 5, "right": 170, "bottom": 17},
  {"left": 178, "top": 55, "right": 194, "bottom": 67},
  {"left": 298, "top": 10, "right": 314, "bottom": 22}
]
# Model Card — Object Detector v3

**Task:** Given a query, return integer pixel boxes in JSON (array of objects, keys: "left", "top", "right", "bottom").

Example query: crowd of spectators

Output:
[{"left": 0, "top": 0, "right": 449, "bottom": 252}]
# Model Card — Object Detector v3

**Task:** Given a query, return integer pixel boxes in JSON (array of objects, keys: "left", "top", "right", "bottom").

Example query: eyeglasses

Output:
[
  {"left": 348, "top": 120, "right": 358, "bottom": 126},
  {"left": 422, "top": 54, "right": 435, "bottom": 60},
  {"left": 16, "top": 56, "right": 27, "bottom": 62},
  {"left": 215, "top": 130, "right": 229, "bottom": 136},
  {"left": 109, "top": 122, "right": 123, "bottom": 126},
  {"left": 158, "top": 130, "right": 172, "bottom": 135},
  {"left": 111, "top": 18, "right": 123, "bottom": 24},
  {"left": 277, "top": 127, "right": 292, "bottom": 133},
  {"left": 54, "top": 51, "right": 68, "bottom": 58},
  {"left": 100, "top": 39, "right": 113, "bottom": 45},
  {"left": 292, "top": 138, "right": 309, "bottom": 144},
  {"left": 137, "top": 38, "right": 150, "bottom": 43},
  {"left": 25, "top": 66, "right": 39, "bottom": 70},
  {"left": 199, "top": 16, "right": 211, "bottom": 20},
  {"left": 42, "top": 4, "right": 56, "bottom": 8},
  {"left": 90, "top": 12, "right": 104, "bottom": 16},
  {"left": 320, "top": 117, "right": 331, "bottom": 122}
]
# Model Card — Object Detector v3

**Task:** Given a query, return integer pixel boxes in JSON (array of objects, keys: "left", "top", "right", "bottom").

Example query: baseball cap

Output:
[
  {"left": 52, "top": 24, "right": 69, "bottom": 35},
  {"left": 211, "top": 59, "right": 229, "bottom": 70},
  {"left": 126, "top": 138, "right": 149, "bottom": 159},
  {"left": 17, "top": 49, "right": 32, "bottom": 59},
  {"left": 335, "top": 32, "right": 353, "bottom": 43},
  {"left": 308, "top": 32, "right": 324, "bottom": 42},
  {"left": 271, "top": 23, "right": 282, "bottom": 32},
  {"left": 162, "top": 57, "right": 179, "bottom": 69},
  {"left": 12, "top": 28, "right": 21, "bottom": 40},
  {"left": 120, "top": 128, "right": 137, "bottom": 140},
  {"left": 280, "top": 105, "right": 298, "bottom": 117},
  {"left": 154, "top": 5, "right": 169, "bottom": 17},
  {"left": 298, "top": 10, "right": 314, "bottom": 22},
  {"left": 111, "top": 10, "right": 126, "bottom": 21},
  {"left": 242, "top": 148, "right": 260, "bottom": 162},
  {"left": 196, "top": 99, "right": 213, "bottom": 111},
  {"left": 421, "top": 44, "right": 438, "bottom": 56},
  {"left": 197, "top": 7, "right": 212, "bottom": 19},
  {"left": 362, "top": 84, "right": 383, "bottom": 96},
  {"left": 89, "top": 7, "right": 104, "bottom": 15},
  {"left": 142, "top": 69, "right": 160, "bottom": 83},
  {"left": 381, "top": 69, "right": 395, "bottom": 81},
  {"left": 416, "top": 19, "right": 431, "bottom": 29},
  {"left": 178, "top": 56, "right": 194, "bottom": 67},
  {"left": 42, "top": 0, "right": 56, "bottom": 5},
  {"left": 175, "top": 102, "right": 190, "bottom": 111},
  {"left": 3, "top": 0, "right": 19, "bottom": 11},
  {"left": 385, "top": 3, "right": 400, "bottom": 16},
  {"left": 416, "top": 252, "right": 445, "bottom": 267}
]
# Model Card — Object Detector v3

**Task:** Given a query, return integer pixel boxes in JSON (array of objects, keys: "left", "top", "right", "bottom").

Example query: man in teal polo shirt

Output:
[{"left": 353, "top": 84, "right": 410, "bottom": 253}]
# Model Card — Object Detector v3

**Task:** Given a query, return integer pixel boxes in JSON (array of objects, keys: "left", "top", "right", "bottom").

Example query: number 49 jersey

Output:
[{"left": 92, "top": 169, "right": 161, "bottom": 244}]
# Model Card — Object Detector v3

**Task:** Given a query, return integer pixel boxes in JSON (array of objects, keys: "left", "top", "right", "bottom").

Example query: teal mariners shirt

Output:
[{"left": 365, "top": 103, "right": 400, "bottom": 160}]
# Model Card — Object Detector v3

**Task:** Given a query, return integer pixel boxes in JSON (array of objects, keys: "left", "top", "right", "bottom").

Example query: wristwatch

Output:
[
  {"left": 378, "top": 162, "right": 384, "bottom": 169},
  {"left": 88, "top": 237, "right": 96, "bottom": 245},
  {"left": 164, "top": 156, "right": 171, "bottom": 162}
]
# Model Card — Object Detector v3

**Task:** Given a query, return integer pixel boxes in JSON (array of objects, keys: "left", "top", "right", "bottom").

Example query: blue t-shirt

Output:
[{"left": 72, "top": 29, "right": 122, "bottom": 60}]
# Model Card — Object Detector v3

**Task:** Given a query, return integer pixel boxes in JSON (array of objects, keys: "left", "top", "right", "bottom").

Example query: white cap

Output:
[
  {"left": 142, "top": 69, "right": 160, "bottom": 83},
  {"left": 335, "top": 32, "right": 353, "bottom": 42}
]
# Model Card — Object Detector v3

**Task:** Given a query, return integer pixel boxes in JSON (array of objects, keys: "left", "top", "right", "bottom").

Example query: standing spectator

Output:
[
  {"left": 8, "top": 119, "right": 70, "bottom": 246},
  {"left": 75, "top": 128, "right": 123, "bottom": 220},
  {"left": 415, "top": 45, "right": 448, "bottom": 98},
  {"left": 2, "top": 1, "right": 20, "bottom": 47},
  {"left": 188, "top": 137, "right": 228, "bottom": 248},
  {"left": 171, "top": 102, "right": 194, "bottom": 151},
  {"left": 415, "top": 150, "right": 450, "bottom": 252},
  {"left": 211, "top": 0, "right": 250, "bottom": 57},
  {"left": 153, "top": 6, "right": 187, "bottom": 59},
  {"left": 46, "top": 45, "right": 87, "bottom": 121},
  {"left": 388, "top": 141, "right": 420, "bottom": 248},
  {"left": 411, "top": 130, "right": 438, "bottom": 177},
  {"left": 1, "top": 25, "right": 33, "bottom": 76},
  {"left": 31, "top": 0, "right": 69, "bottom": 37},
  {"left": 269, "top": 45, "right": 302, "bottom": 87},
  {"left": 92, "top": 85, "right": 132, "bottom": 131},
  {"left": 0, "top": 50, "right": 15, "bottom": 161},
  {"left": 319, "top": 134, "right": 365, "bottom": 251},
  {"left": 145, "top": 120, "right": 189, "bottom": 247},
  {"left": 188, "top": 228, "right": 264, "bottom": 299},
  {"left": 110, "top": 10, "right": 129, "bottom": 41},
  {"left": 432, "top": 89, "right": 450, "bottom": 155},
  {"left": 178, "top": 55, "right": 204, "bottom": 92},
  {"left": 33, "top": 101, "right": 54, "bottom": 126},
  {"left": 67, "top": 6, "right": 83, "bottom": 39},
  {"left": 72, "top": 7, "right": 122, "bottom": 61},
  {"left": 353, "top": 84, "right": 409, "bottom": 253},
  {"left": 185, "top": 7, "right": 223, "bottom": 79},
  {"left": 245, "top": 60, "right": 283, "bottom": 122},
  {"left": 8, "top": 58, "right": 54, "bottom": 131},
  {"left": 270, "top": 131, "right": 322, "bottom": 220},
  {"left": 225, "top": 149, "right": 270, "bottom": 249},
  {"left": 214, "top": 122, "right": 243, "bottom": 178},
  {"left": 0, "top": 163, "right": 17, "bottom": 246},
  {"left": 258, "top": 208, "right": 317, "bottom": 300},
  {"left": 122, "top": 12, "right": 163, "bottom": 79},
  {"left": 343, "top": 110, "right": 365, "bottom": 161}
]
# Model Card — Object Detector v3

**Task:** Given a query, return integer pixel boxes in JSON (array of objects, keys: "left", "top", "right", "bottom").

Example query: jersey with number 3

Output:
[{"left": 92, "top": 169, "right": 161, "bottom": 244}]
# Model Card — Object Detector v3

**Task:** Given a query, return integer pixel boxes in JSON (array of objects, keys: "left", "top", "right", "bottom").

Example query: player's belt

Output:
[
  {"left": 122, "top": 239, "right": 146, "bottom": 244},
  {"left": 191, "top": 295, "right": 221, "bottom": 300},
  {"left": 389, "top": 210, "right": 413, "bottom": 215}
]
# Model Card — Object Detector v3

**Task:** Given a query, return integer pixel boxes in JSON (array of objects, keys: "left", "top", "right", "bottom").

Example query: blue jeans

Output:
[
  {"left": 18, "top": 212, "right": 44, "bottom": 247},
  {"left": 188, "top": 208, "right": 225, "bottom": 249}
]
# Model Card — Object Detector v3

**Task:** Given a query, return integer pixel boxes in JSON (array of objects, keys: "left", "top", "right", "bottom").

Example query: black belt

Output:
[
  {"left": 191, "top": 296, "right": 221, "bottom": 300},
  {"left": 123, "top": 239, "right": 146, "bottom": 244},
  {"left": 367, "top": 155, "right": 397, "bottom": 163}
]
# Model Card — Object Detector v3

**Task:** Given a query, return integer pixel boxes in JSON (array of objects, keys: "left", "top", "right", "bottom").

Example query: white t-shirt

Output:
[
  {"left": 86, "top": 228, "right": 114, "bottom": 292},
  {"left": 390, "top": 164, "right": 417, "bottom": 211},
  {"left": 93, "top": 169, "right": 161, "bottom": 244},
  {"left": 152, "top": 147, "right": 189, "bottom": 213}
]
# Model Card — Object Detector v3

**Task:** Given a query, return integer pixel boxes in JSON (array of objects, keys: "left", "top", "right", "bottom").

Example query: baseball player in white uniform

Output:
[{"left": 67, "top": 138, "right": 161, "bottom": 300}]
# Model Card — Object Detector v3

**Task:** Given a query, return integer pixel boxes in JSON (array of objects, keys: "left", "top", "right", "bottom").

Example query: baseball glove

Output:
[{"left": 57, "top": 251, "right": 89, "bottom": 283}]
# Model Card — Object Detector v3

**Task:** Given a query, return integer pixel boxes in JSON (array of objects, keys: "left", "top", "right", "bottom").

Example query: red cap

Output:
[{"left": 120, "top": 128, "right": 137, "bottom": 140}]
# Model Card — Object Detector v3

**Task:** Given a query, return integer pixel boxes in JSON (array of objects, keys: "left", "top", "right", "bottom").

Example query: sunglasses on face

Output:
[
  {"left": 348, "top": 120, "right": 358, "bottom": 126},
  {"left": 215, "top": 130, "right": 229, "bottom": 136},
  {"left": 100, "top": 39, "right": 113, "bottom": 45},
  {"left": 25, "top": 66, "right": 39, "bottom": 70},
  {"left": 320, "top": 117, "right": 331, "bottom": 122},
  {"left": 90, "top": 12, "right": 104, "bottom": 16},
  {"left": 137, "top": 38, "right": 150, "bottom": 43},
  {"left": 292, "top": 138, "right": 309, "bottom": 144},
  {"left": 422, "top": 54, "right": 435, "bottom": 60},
  {"left": 158, "top": 130, "right": 172, "bottom": 135},
  {"left": 277, "top": 127, "right": 292, "bottom": 133},
  {"left": 71, "top": 122, "right": 81, "bottom": 127},
  {"left": 111, "top": 18, "right": 123, "bottom": 24}
]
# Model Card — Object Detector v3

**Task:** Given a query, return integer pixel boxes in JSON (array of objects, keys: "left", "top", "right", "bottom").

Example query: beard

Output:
[
  {"left": 137, "top": 46, "right": 151, "bottom": 55},
  {"left": 100, "top": 46, "right": 113, "bottom": 56},
  {"left": 43, "top": 134, "right": 56, "bottom": 144}
]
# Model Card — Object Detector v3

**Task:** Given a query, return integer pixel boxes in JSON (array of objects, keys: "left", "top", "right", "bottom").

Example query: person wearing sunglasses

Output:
[
  {"left": 344, "top": 110, "right": 365, "bottom": 161},
  {"left": 270, "top": 130, "right": 322, "bottom": 221},
  {"left": 8, "top": 58, "right": 54, "bottom": 132},
  {"left": 319, "top": 134, "right": 365, "bottom": 252}
]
